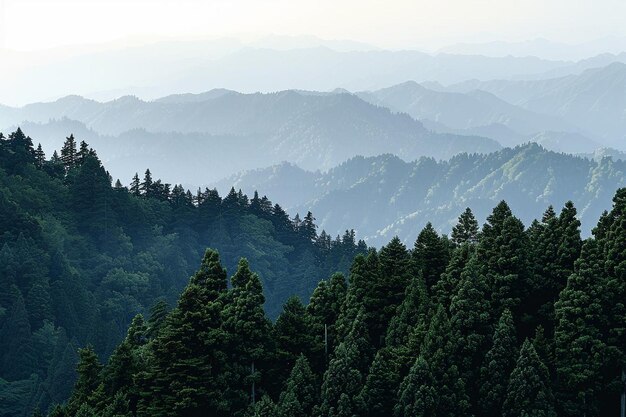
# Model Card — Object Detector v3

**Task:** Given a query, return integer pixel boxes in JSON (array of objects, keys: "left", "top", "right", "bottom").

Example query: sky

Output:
[{"left": 1, "top": 0, "right": 626, "bottom": 51}]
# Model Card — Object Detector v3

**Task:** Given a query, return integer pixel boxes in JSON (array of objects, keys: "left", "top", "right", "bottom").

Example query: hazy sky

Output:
[{"left": 1, "top": 0, "right": 625, "bottom": 51}]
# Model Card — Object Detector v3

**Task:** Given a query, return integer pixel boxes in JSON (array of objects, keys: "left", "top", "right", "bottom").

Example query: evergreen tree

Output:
[
  {"left": 129, "top": 173, "right": 141, "bottom": 197},
  {"left": 222, "top": 258, "right": 273, "bottom": 415},
  {"left": 478, "top": 201, "right": 530, "bottom": 319},
  {"left": 371, "top": 239, "right": 411, "bottom": 347},
  {"left": 385, "top": 272, "right": 429, "bottom": 350},
  {"left": 146, "top": 299, "right": 169, "bottom": 339},
  {"left": 34, "top": 143, "right": 46, "bottom": 168},
  {"left": 140, "top": 169, "right": 153, "bottom": 197},
  {"left": 68, "top": 345, "right": 102, "bottom": 413},
  {"left": 449, "top": 256, "right": 492, "bottom": 397},
  {"left": 480, "top": 309, "right": 518, "bottom": 417},
  {"left": 420, "top": 305, "right": 470, "bottom": 417},
  {"left": 274, "top": 296, "right": 316, "bottom": 383},
  {"left": 433, "top": 242, "right": 474, "bottom": 311},
  {"left": 356, "top": 347, "right": 401, "bottom": 417},
  {"left": 307, "top": 273, "right": 347, "bottom": 372},
  {"left": 393, "top": 356, "right": 436, "bottom": 417},
  {"left": 335, "top": 254, "right": 374, "bottom": 341},
  {"left": 77, "top": 141, "right": 90, "bottom": 165},
  {"left": 502, "top": 339, "right": 556, "bottom": 417},
  {"left": 139, "top": 249, "right": 229, "bottom": 417},
  {"left": 554, "top": 241, "right": 607, "bottom": 417},
  {"left": 527, "top": 203, "right": 582, "bottom": 336},
  {"left": 598, "top": 187, "right": 626, "bottom": 414},
  {"left": 451, "top": 207, "right": 480, "bottom": 245},
  {"left": 412, "top": 222, "right": 449, "bottom": 290},
  {"left": 102, "top": 315, "right": 146, "bottom": 415},
  {"left": 60, "top": 134, "right": 77, "bottom": 170},
  {"left": 318, "top": 310, "right": 371, "bottom": 417},
  {"left": 300, "top": 211, "right": 318, "bottom": 243},
  {"left": 277, "top": 355, "right": 317, "bottom": 417},
  {"left": 0, "top": 292, "right": 36, "bottom": 380},
  {"left": 254, "top": 395, "right": 279, "bottom": 417}
]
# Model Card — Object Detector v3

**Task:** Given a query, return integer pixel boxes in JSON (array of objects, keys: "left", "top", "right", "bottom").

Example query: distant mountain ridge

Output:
[
  {"left": 356, "top": 81, "right": 581, "bottom": 147},
  {"left": 0, "top": 91, "right": 500, "bottom": 183},
  {"left": 445, "top": 62, "right": 626, "bottom": 147},
  {"left": 4, "top": 38, "right": 624, "bottom": 106},
  {"left": 213, "top": 144, "right": 626, "bottom": 246}
]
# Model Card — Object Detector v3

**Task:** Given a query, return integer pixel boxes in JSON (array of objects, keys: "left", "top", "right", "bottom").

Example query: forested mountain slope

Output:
[
  {"left": 214, "top": 143, "right": 626, "bottom": 246},
  {"left": 0, "top": 129, "right": 367, "bottom": 416},
  {"left": 47, "top": 182, "right": 626, "bottom": 417}
]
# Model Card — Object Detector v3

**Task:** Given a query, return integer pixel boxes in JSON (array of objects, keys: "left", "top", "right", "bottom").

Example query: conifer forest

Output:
[
  {"left": 3, "top": 4, "right": 626, "bottom": 416},
  {"left": 0, "top": 129, "right": 624, "bottom": 417}
]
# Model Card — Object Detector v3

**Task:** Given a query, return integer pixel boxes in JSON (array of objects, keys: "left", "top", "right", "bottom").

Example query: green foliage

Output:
[
  {"left": 394, "top": 356, "right": 436, "bottom": 417},
  {"left": 412, "top": 222, "right": 450, "bottom": 291},
  {"left": 3, "top": 129, "right": 626, "bottom": 417},
  {"left": 0, "top": 129, "right": 364, "bottom": 415},
  {"left": 451, "top": 207, "right": 480, "bottom": 245},
  {"left": 480, "top": 309, "right": 518, "bottom": 417},
  {"left": 318, "top": 310, "right": 371, "bottom": 417},
  {"left": 356, "top": 347, "right": 401, "bottom": 417},
  {"left": 502, "top": 339, "right": 556, "bottom": 417},
  {"left": 277, "top": 355, "right": 317, "bottom": 417}
]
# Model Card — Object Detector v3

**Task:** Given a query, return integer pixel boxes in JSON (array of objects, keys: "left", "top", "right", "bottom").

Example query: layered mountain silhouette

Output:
[
  {"left": 0, "top": 92, "right": 500, "bottom": 183},
  {"left": 446, "top": 62, "right": 626, "bottom": 147}
]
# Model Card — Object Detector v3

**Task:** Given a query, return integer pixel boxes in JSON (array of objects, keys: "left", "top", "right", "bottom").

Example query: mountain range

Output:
[
  {"left": 444, "top": 62, "right": 626, "bottom": 147},
  {"left": 4, "top": 37, "right": 626, "bottom": 106},
  {"left": 213, "top": 144, "right": 626, "bottom": 246},
  {"left": 0, "top": 91, "right": 500, "bottom": 183}
]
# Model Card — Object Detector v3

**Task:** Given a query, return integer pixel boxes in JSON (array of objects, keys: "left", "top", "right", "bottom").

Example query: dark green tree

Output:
[
  {"left": 68, "top": 345, "right": 102, "bottom": 414},
  {"left": 479, "top": 309, "right": 518, "bottom": 417},
  {"left": 451, "top": 207, "right": 480, "bottom": 245},
  {"left": 318, "top": 310, "right": 371, "bottom": 417},
  {"left": 138, "top": 249, "right": 229, "bottom": 417},
  {"left": 222, "top": 258, "right": 273, "bottom": 415},
  {"left": 502, "top": 339, "right": 556, "bottom": 417},
  {"left": 420, "top": 305, "right": 470, "bottom": 417},
  {"left": 554, "top": 242, "right": 607, "bottom": 417},
  {"left": 277, "top": 355, "right": 317, "bottom": 417},
  {"left": 129, "top": 173, "right": 141, "bottom": 197},
  {"left": 307, "top": 272, "right": 347, "bottom": 369},
  {"left": 449, "top": 256, "right": 492, "bottom": 398},
  {"left": 478, "top": 201, "right": 530, "bottom": 320},
  {"left": 385, "top": 272, "right": 429, "bottom": 350},
  {"left": 393, "top": 356, "right": 436, "bottom": 417},
  {"left": 274, "top": 296, "right": 316, "bottom": 384},
  {"left": 60, "top": 134, "right": 77, "bottom": 170},
  {"left": 34, "top": 143, "right": 46, "bottom": 168},
  {"left": 0, "top": 292, "right": 36, "bottom": 380},
  {"left": 146, "top": 299, "right": 169, "bottom": 339},
  {"left": 433, "top": 242, "right": 474, "bottom": 311},
  {"left": 356, "top": 347, "right": 401, "bottom": 417},
  {"left": 412, "top": 222, "right": 450, "bottom": 290}
]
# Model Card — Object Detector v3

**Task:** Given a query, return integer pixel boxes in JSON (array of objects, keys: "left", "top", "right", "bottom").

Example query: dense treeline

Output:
[
  {"left": 49, "top": 184, "right": 626, "bottom": 416},
  {"left": 0, "top": 129, "right": 366, "bottom": 416}
]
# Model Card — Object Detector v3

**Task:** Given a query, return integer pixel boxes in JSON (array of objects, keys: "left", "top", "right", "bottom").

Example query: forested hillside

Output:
[
  {"left": 0, "top": 129, "right": 366, "bottom": 416},
  {"left": 46, "top": 182, "right": 626, "bottom": 417},
  {"left": 215, "top": 143, "right": 626, "bottom": 245}
]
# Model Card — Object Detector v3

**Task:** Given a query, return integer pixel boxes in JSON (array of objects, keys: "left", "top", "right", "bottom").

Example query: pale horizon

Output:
[{"left": 1, "top": 0, "right": 626, "bottom": 52}]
